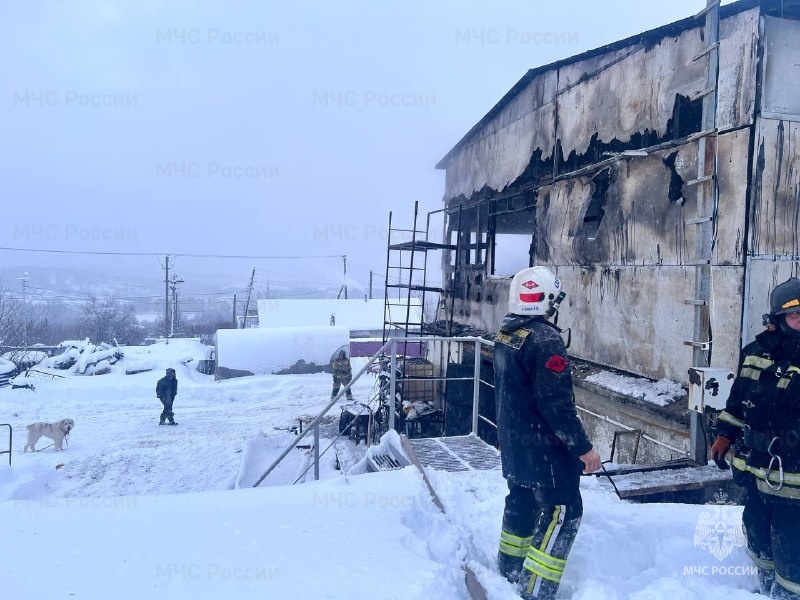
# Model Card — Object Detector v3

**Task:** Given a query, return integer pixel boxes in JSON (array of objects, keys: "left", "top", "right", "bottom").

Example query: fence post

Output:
[
  {"left": 313, "top": 423, "right": 320, "bottom": 481},
  {"left": 0, "top": 424, "right": 11, "bottom": 466},
  {"left": 389, "top": 339, "right": 397, "bottom": 433},
  {"left": 472, "top": 340, "right": 481, "bottom": 435}
]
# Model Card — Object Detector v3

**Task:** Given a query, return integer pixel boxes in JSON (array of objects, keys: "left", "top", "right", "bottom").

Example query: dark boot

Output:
[
  {"left": 497, "top": 551, "right": 524, "bottom": 585},
  {"left": 757, "top": 568, "right": 775, "bottom": 595}
]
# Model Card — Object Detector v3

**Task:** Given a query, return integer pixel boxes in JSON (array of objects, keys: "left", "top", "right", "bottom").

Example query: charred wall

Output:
[{"left": 438, "top": 9, "right": 763, "bottom": 381}]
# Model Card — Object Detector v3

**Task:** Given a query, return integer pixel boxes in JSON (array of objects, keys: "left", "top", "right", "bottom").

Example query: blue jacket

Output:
[
  {"left": 494, "top": 314, "right": 592, "bottom": 492},
  {"left": 156, "top": 375, "right": 178, "bottom": 400}
]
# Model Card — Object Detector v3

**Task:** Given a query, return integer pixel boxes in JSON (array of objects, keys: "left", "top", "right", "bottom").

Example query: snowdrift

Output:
[{"left": 15, "top": 338, "right": 214, "bottom": 381}]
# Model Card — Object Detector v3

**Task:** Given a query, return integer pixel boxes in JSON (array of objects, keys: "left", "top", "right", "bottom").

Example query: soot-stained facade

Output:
[{"left": 435, "top": 0, "right": 800, "bottom": 382}]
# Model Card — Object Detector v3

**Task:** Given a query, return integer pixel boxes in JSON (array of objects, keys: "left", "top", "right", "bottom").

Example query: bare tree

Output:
[
  {"left": 0, "top": 285, "right": 50, "bottom": 346},
  {"left": 80, "top": 297, "right": 141, "bottom": 344},
  {"left": 0, "top": 285, "right": 25, "bottom": 345}
]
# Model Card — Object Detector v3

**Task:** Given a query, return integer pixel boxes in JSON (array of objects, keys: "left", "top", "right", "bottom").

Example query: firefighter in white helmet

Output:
[{"left": 494, "top": 266, "right": 601, "bottom": 599}]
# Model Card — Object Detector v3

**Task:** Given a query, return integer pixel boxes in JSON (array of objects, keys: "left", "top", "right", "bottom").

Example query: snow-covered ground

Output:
[{"left": 0, "top": 345, "right": 763, "bottom": 599}]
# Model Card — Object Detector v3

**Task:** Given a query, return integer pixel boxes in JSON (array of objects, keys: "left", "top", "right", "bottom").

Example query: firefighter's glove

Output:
[{"left": 711, "top": 435, "right": 731, "bottom": 470}]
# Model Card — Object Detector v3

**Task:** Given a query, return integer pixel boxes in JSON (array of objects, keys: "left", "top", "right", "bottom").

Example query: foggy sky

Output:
[{"left": 1, "top": 0, "right": 711, "bottom": 299}]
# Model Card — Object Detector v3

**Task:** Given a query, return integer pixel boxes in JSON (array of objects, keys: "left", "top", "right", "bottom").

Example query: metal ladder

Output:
[{"left": 684, "top": 0, "right": 721, "bottom": 464}]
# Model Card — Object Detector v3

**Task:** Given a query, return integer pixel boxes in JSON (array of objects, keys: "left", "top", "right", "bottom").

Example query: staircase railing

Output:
[
  {"left": 252, "top": 335, "right": 493, "bottom": 488},
  {"left": 1, "top": 424, "right": 12, "bottom": 466}
]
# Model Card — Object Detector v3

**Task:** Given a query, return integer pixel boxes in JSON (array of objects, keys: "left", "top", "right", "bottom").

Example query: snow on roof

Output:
[
  {"left": 585, "top": 371, "right": 687, "bottom": 407},
  {"left": 215, "top": 326, "right": 349, "bottom": 376},
  {"left": 256, "top": 298, "right": 422, "bottom": 332},
  {"left": 0, "top": 357, "right": 15, "bottom": 375},
  {"left": 1, "top": 350, "right": 48, "bottom": 364}
]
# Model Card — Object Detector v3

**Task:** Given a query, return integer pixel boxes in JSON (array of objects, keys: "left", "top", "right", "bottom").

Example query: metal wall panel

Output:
[
  {"left": 717, "top": 9, "right": 759, "bottom": 130},
  {"left": 443, "top": 71, "right": 557, "bottom": 201},
  {"left": 556, "top": 29, "right": 705, "bottom": 159},
  {"left": 744, "top": 257, "right": 800, "bottom": 345},
  {"left": 442, "top": 9, "right": 759, "bottom": 203},
  {"left": 749, "top": 118, "right": 800, "bottom": 256},
  {"left": 762, "top": 16, "right": 800, "bottom": 121}
]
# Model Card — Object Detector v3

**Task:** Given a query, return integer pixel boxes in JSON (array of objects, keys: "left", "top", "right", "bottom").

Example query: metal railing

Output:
[
  {"left": 1, "top": 424, "right": 11, "bottom": 466},
  {"left": 253, "top": 336, "right": 492, "bottom": 488},
  {"left": 251, "top": 333, "right": 697, "bottom": 487}
]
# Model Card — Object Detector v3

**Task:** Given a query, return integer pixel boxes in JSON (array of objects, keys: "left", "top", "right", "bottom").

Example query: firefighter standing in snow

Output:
[
  {"left": 156, "top": 368, "right": 178, "bottom": 425},
  {"left": 331, "top": 350, "right": 354, "bottom": 401},
  {"left": 712, "top": 277, "right": 800, "bottom": 599},
  {"left": 494, "top": 266, "right": 601, "bottom": 600}
]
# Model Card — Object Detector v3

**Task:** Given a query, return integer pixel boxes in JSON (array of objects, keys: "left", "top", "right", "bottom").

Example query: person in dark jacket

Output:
[
  {"left": 494, "top": 266, "right": 601, "bottom": 600},
  {"left": 156, "top": 367, "right": 178, "bottom": 425},
  {"left": 712, "top": 277, "right": 800, "bottom": 598},
  {"left": 331, "top": 350, "right": 354, "bottom": 401}
]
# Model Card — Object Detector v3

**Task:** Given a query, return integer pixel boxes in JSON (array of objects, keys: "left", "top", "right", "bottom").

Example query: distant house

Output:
[
  {"left": 214, "top": 326, "right": 349, "bottom": 379},
  {"left": 256, "top": 298, "right": 424, "bottom": 357},
  {"left": 256, "top": 298, "right": 422, "bottom": 338}
]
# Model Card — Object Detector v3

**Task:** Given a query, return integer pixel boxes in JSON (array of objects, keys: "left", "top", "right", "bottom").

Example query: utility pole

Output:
[
  {"left": 232, "top": 293, "right": 238, "bottom": 328},
  {"left": 241, "top": 268, "right": 256, "bottom": 329},
  {"left": 369, "top": 270, "right": 373, "bottom": 299},
  {"left": 169, "top": 273, "right": 184, "bottom": 337},
  {"left": 164, "top": 255, "right": 171, "bottom": 339},
  {"left": 19, "top": 272, "right": 29, "bottom": 346},
  {"left": 342, "top": 255, "right": 348, "bottom": 299},
  {"left": 337, "top": 255, "right": 348, "bottom": 299}
]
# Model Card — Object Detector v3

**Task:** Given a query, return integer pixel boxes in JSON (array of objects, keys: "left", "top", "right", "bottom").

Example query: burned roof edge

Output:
[{"left": 435, "top": 0, "right": 772, "bottom": 171}]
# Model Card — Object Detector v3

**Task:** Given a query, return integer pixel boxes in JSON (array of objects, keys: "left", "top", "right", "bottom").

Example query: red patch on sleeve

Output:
[{"left": 545, "top": 355, "right": 568, "bottom": 373}]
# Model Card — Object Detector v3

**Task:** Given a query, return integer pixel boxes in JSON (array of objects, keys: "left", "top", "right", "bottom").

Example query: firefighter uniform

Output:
[
  {"left": 716, "top": 328, "right": 800, "bottom": 598},
  {"left": 331, "top": 351, "right": 354, "bottom": 401},
  {"left": 494, "top": 313, "right": 593, "bottom": 600}
]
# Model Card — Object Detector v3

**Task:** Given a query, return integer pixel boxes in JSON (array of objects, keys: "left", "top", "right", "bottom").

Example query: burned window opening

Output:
[
  {"left": 667, "top": 93, "right": 703, "bottom": 140},
  {"left": 582, "top": 169, "right": 611, "bottom": 240},
  {"left": 662, "top": 151, "right": 686, "bottom": 204},
  {"left": 481, "top": 189, "right": 538, "bottom": 276}
]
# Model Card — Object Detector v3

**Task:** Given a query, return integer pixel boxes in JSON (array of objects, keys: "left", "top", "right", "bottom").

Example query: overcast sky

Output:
[{"left": 1, "top": 0, "right": 714, "bottom": 299}]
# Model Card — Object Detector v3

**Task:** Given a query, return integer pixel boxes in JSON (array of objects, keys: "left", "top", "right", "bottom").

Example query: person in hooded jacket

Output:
[
  {"left": 156, "top": 367, "right": 178, "bottom": 425},
  {"left": 494, "top": 266, "right": 601, "bottom": 600},
  {"left": 712, "top": 277, "right": 800, "bottom": 599}
]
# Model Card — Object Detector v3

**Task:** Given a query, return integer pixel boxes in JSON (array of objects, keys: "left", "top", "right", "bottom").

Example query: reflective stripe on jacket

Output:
[{"left": 717, "top": 330, "right": 800, "bottom": 498}]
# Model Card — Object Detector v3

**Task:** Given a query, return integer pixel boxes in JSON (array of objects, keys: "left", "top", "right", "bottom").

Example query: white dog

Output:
[{"left": 23, "top": 419, "right": 75, "bottom": 452}]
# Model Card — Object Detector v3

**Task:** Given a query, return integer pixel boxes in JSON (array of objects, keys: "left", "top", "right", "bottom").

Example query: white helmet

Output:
[{"left": 508, "top": 266, "right": 564, "bottom": 317}]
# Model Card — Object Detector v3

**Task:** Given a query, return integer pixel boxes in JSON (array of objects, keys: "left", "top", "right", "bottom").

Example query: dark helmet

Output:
[
  {"left": 769, "top": 277, "right": 800, "bottom": 338},
  {"left": 770, "top": 277, "right": 800, "bottom": 316},
  {"left": 338, "top": 350, "right": 347, "bottom": 359},
  {"left": 166, "top": 368, "right": 176, "bottom": 375}
]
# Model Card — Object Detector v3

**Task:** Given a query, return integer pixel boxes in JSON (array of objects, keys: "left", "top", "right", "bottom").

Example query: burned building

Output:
[{"left": 434, "top": 0, "right": 800, "bottom": 385}]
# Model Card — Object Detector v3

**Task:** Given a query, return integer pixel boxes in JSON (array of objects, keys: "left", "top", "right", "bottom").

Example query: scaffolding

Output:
[{"left": 382, "top": 200, "right": 456, "bottom": 356}]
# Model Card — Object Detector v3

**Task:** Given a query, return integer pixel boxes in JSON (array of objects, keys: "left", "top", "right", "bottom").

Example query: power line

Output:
[
  {"left": 0, "top": 246, "right": 345, "bottom": 260},
  {"left": 23, "top": 285, "right": 249, "bottom": 301}
]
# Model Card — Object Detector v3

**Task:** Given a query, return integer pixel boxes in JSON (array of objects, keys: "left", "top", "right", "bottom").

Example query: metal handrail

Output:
[
  {"left": 0, "top": 424, "right": 11, "bottom": 466},
  {"left": 253, "top": 335, "right": 493, "bottom": 487},
  {"left": 576, "top": 405, "right": 688, "bottom": 456},
  {"left": 253, "top": 339, "right": 394, "bottom": 487}
]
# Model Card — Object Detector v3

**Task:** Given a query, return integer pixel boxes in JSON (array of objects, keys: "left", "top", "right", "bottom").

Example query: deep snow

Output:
[{"left": 0, "top": 342, "right": 764, "bottom": 599}]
